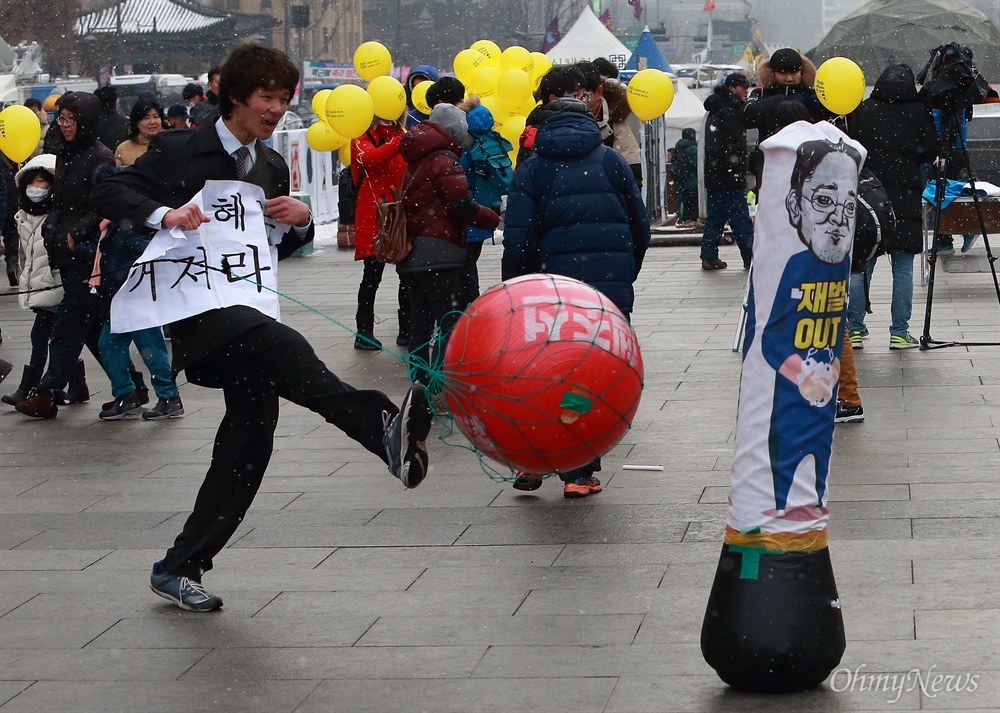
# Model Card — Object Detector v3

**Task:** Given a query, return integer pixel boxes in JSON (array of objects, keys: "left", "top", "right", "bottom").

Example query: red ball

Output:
[{"left": 443, "top": 274, "right": 644, "bottom": 474}]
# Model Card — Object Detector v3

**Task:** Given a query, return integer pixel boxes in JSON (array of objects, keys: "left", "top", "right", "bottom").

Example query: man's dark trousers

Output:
[
  {"left": 700, "top": 190, "right": 754, "bottom": 262},
  {"left": 160, "top": 320, "right": 397, "bottom": 579}
]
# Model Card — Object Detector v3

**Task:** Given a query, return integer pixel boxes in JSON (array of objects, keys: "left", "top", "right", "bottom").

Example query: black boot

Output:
[
  {"left": 396, "top": 308, "right": 410, "bottom": 347},
  {"left": 2, "top": 364, "right": 43, "bottom": 406},
  {"left": 354, "top": 314, "right": 382, "bottom": 351},
  {"left": 64, "top": 359, "right": 90, "bottom": 404}
]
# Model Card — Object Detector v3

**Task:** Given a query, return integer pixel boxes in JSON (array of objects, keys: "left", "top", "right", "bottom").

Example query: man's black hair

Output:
[
  {"left": 94, "top": 86, "right": 118, "bottom": 110},
  {"left": 574, "top": 61, "right": 602, "bottom": 92},
  {"left": 426, "top": 76, "right": 465, "bottom": 107},
  {"left": 182, "top": 83, "right": 204, "bottom": 101},
  {"left": 790, "top": 139, "right": 863, "bottom": 196},
  {"left": 765, "top": 101, "right": 813, "bottom": 138},
  {"left": 593, "top": 57, "right": 619, "bottom": 79},
  {"left": 535, "top": 65, "right": 586, "bottom": 102},
  {"left": 208, "top": 67, "right": 221, "bottom": 82},
  {"left": 218, "top": 44, "right": 298, "bottom": 119},
  {"left": 23, "top": 97, "right": 42, "bottom": 111}
]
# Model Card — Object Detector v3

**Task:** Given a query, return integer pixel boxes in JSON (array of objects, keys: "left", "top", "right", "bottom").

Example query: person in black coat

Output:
[
  {"left": 93, "top": 86, "right": 130, "bottom": 152},
  {"left": 14, "top": 91, "right": 115, "bottom": 418},
  {"left": 90, "top": 44, "right": 433, "bottom": 613},
  {"left": 701, "top": 74, "right": 755, "bottom": 270},
  {"left": 744, "top": 49, "right": 826, "bottom": 143},
  {"left": 846, "top": 63, "right": 937, "bottom": 349}
]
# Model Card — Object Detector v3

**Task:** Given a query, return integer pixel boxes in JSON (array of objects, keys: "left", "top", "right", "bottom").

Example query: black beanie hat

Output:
[{"left": 769, "top": 48, "right": 803, "bottom": 73}]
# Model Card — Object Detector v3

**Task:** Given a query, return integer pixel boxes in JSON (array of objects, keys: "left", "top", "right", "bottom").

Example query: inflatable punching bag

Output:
[{"left": 701, "top": 121, "right": 866, "bottom": 692}]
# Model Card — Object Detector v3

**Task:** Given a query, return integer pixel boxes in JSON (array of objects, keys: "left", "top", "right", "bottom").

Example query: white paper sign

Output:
[{"left": 110, "top": 181, "right": 288, "bottom": 333}]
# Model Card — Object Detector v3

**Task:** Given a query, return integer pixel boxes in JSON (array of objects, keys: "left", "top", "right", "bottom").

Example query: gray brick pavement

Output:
[{"left": 1, "top": 240, "right": 997, "bottom": 712}]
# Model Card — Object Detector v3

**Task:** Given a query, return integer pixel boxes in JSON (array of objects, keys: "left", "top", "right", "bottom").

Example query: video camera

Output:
[{"left": 916, "top": 43, "right": 990, "bottom": 113}]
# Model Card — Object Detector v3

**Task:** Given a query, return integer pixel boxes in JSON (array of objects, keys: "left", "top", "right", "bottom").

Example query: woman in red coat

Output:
[{"left": 351, "top": 116, "right": 409, "bottom": 350}]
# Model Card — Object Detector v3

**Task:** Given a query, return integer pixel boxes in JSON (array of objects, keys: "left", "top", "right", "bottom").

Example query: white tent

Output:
[
  {"left": 664, "top": 80, "right": 705, "bottom": 133},
  {"left": 546, "top": 8, "right": 633, "bottom": 70}
]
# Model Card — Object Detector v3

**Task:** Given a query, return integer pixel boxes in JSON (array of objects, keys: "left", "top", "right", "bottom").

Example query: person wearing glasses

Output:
[
  {"left": 515, "top": 65, "right": 587, "bottom": 165},
  {"left": 575, "top": 61, "right": 642, "bottom": 187},
  {"left": 845, "top": 64, "right": 937, "bottom": 350},
  {"left": 14, "top": 92, "right": 115, "bottom": 418}
]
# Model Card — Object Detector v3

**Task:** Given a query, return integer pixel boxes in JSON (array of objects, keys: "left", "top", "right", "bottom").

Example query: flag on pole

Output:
[
  {"left": 704, "top": 0, "right": 716, "bottom": 10},
  {"left": 628, "top": 0, "right": 643, "bottom": 21},
  {"left": 599, "top": 9, "right": 612, "bottom": 28},
  {"left": 541, "top": 15, "right": 561, "bottom": 53}
]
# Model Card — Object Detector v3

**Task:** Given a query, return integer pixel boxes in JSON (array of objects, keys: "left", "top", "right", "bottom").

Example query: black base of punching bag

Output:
[{"left": 701, "top": 544, "right": 845, "bottom": 692}]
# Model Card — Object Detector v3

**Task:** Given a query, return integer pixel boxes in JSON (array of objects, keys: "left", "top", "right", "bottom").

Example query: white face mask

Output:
[{"left": 26, "top": 186, "right": 50, "bottom": 203}]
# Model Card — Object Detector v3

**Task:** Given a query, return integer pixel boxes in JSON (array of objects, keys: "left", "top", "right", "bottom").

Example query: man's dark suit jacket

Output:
[{"left": 90, "top": 121, "right": 314, "bottom": 374}]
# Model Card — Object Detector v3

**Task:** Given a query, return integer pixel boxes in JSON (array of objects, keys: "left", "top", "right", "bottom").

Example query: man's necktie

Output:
[{"left": 233, "top": 145, "right": 251, "bottom": 180}]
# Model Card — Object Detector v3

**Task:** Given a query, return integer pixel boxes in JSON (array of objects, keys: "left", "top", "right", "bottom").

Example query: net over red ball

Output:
[{"left": 442, "top": 274, "right": 644, "bottom": 473}]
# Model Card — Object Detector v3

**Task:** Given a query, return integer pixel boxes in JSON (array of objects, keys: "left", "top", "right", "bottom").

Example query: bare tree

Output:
[{"left": 1, "top": 0, "right": 81, "bottom": 76}]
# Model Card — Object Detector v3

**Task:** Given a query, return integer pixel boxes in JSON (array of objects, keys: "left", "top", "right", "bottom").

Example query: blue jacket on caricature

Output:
[
  {"left": 501, "top": 108, "right": 650, "bottom": 313},
  {"left": 460, "top": 104, "right": 512, "bottom": 245}
]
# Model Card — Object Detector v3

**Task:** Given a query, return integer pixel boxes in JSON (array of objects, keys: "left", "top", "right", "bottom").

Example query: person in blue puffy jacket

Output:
[{"left": 501, "top": 97, "right": 650, "bottom": 497}]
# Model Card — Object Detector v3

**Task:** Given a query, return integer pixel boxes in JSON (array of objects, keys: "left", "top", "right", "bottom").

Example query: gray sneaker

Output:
[
  {"left": 149, "top": 562, "right": 223, "bottom": 612},
  {"left": 99, "top": 391, "right": 143, "bottom": 420},
  {"left": 383, "top": 385, "right": 432, "bottom": 488},
  {"left": 889, "top": 332, "right": 920, "bottom": 350},
  {"left": 142, "top": 396, "right": 184, "bottom": 420}
]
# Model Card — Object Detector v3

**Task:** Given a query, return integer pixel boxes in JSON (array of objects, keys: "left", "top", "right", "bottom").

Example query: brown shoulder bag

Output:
[{"left": 373, "top": 182, "right": 411, "bottom": 265}]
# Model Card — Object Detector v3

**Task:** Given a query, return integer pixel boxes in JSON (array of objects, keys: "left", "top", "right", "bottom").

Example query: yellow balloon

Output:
[
  {"left": 479, "top": 95, "right": 505, "bottom": 123},
  {"left": 338, "top": 143, "right": 351, "bottom": 167},
  {"left": 306, "top": 121, "right": 347, "bottom": 152},
  {"left": 497, "top": 69, "right": 532, "bottom": 102},
  {"left": 325, "top": 84, "right": 375, "bottom": 139},
  {"left": 499, "top": 114, "right": 526, "bottom": 148},
  {"left": 499, "top": 45, "right": 533, "bottom": 75},
  {"left": 471, "top": 39, "right": 501, "bottom": 68},
  {"left": 626, "top": 69, "right": 674, "bottom": 121},
  {"left": 311, "top": 89, "right": 332, "bottom": 120},
  {"left": 367, "top": 75, "right": 406, "bottom": 121},
  {"left": 814, "top": 57, "right": 866, "bottom": 116},
  {"left": 469, "top": 66, "right": 499, "bottom": 100},
  {"left": 529, "top": 52, "right": 552, "bottom": 84},
  {"left": 0, "top": 105, "right": 42, "bottom": 164},
  {"left": 354, "top": 41, "right": 392, "bottom": 82},
  {"left": 454, "top": 48, "right": 486, "bottom": 86},
  {"left": 411, "top": 81, "right": 433, "bottom": 115}
]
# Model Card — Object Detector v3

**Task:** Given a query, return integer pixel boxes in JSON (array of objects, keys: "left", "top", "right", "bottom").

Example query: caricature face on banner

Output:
[
  {"left": 785, "top": 141, "right": 860, "bottom": 265},
  {"left": 729, "top": 121, "right": 866, "bottom": 538}
]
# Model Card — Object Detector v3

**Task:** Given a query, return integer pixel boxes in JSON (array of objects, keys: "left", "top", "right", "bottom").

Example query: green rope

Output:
[{"left": 226, "top": 275, "right": 531, "bottom": 484}]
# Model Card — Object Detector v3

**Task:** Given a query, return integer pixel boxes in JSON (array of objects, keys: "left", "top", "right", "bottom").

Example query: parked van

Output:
[{"left": 110, "top": 74, "right": 190, "bottom": 115}]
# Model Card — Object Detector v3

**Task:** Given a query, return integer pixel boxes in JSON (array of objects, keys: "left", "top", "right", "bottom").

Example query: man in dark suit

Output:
[{"left": 91, "top": 44, "right": 432, "bottom": 613}]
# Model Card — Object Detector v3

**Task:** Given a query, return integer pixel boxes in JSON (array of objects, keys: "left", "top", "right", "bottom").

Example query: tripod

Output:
[{"left": 920, "top": 108, "right": 1000, "bottom": 350}]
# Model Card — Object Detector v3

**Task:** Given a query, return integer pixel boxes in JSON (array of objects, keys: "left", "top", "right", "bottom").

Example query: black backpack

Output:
[
  {"left": 337, "top": 164, "right": 365, "bottom": 226},
  {"left": 852, "top": 167, "right": 895, "bottom": 274}
]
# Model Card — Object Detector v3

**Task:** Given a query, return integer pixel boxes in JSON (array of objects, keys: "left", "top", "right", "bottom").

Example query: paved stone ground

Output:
[{"left": 1, "top": 238, "right": 997, "bottom": 713}]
